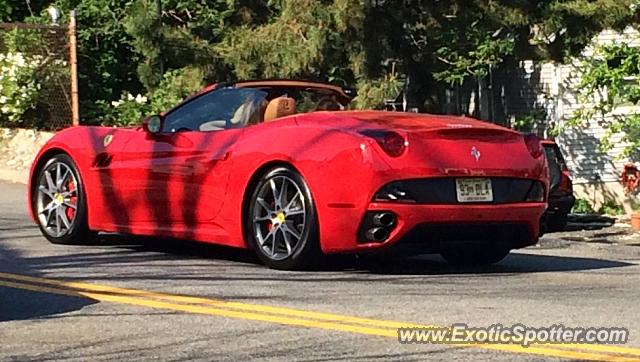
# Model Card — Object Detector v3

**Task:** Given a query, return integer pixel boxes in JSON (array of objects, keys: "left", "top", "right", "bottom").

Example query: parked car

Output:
[
  {"left": 541, "top": 140, "right": 576, "bottom": 231},
  {"left": 28, "top": 80, "right": 548, "bottom": 269}
]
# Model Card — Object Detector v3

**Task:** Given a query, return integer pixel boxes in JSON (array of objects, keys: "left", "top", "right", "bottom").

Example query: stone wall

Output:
[{"left": 0, "top": 128, "right": 54, "bottom": 184}]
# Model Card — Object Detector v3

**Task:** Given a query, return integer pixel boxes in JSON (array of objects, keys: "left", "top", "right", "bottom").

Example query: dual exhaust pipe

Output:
[{"left": 364, "top": 212, "right": 396, "bottom": 242}]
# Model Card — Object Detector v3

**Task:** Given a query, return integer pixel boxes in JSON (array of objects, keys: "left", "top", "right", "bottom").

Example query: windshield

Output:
[{"left": 163, "top": 88, "right": 268, "bottom": 132}]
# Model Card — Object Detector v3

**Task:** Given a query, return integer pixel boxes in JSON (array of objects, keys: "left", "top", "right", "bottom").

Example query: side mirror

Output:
[{"left": 142, "top": 115, "right": 163, "bottom": 134}]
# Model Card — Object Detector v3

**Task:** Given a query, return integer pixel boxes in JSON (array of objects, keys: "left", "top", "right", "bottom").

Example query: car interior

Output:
[
  {"left": 237, "top": 83, "right": 350, "bottom": 126},
  {"left": 163, "top": 83, "right": 351, "bottom": 133}
]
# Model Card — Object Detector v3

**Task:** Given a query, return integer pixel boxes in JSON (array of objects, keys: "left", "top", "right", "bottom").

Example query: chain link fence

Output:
[{"left": 0, "top": 22, "right": 73, "bottom": 130}]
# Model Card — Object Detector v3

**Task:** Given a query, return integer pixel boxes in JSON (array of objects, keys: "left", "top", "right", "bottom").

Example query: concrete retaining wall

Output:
[{"left": 0, "top": 128, "right": 54, "bottom": 184}]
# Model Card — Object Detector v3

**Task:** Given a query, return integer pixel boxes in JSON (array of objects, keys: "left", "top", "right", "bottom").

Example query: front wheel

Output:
[
  {"left": 32, "top": 154, "right": 96, "bottom": 244},
  {"left": 246, "top": 166, "right": 320, "bottom": 270},
  {"left": 440, "top": 246, "right": 509, "bottom": 266}
]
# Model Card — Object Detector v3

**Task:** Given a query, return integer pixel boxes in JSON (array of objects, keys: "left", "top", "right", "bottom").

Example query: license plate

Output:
[{"left": 456, "top": 178, "right": 493, "bottom": 202}]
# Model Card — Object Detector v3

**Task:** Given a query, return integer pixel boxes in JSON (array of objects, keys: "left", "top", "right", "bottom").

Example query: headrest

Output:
[
  {"left": 231, "top": 99, "right": 266, "bottom": 126},
  {"left": 264, "top": 96, "right": 296, "bottom": 122}
]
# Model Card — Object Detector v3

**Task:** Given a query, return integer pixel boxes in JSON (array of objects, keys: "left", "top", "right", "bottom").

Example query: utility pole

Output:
[
  {"left": 156, "top": 0, "right": 164, "bottom": 75},
  {"left": 68, "top": 10, "right": 79, "bottom": 126}
]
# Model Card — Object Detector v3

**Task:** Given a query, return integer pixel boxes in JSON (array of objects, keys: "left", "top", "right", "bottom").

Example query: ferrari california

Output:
[{"left": 28, "top": 80, "right": 548, "bottom": 269}]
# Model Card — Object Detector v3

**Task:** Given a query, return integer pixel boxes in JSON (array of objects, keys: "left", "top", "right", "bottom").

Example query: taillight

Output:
[
  {"left": 524, "top": 133, "right": 543, "bottom": 158},
  {"left": 360, "top": 130, "right": 407, "bottom": 157},
  {"left": 559, "top": 170, "right": 573, "bottom": 191},
  {"left": 525, "top": 181, "right": 546, "bottom": 202}
]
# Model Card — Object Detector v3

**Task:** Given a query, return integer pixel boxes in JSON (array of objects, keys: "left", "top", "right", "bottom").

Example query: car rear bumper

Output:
[{"left": 322, "top": 202, "right": 546, "bottom": 253}]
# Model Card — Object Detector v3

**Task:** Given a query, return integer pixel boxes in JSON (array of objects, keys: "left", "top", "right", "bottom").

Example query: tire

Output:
[
  {"left": 545, "top": 213, "right": 568, "bottom": 232},
  {"left": 32, "top": 154, "right": 96, "bottom": 245},
  {"left": 440, "top": 246, "right": 509, "bottom": 266},
  {"left": 245, "top": 166, "right": 320, "bottom": 270}
]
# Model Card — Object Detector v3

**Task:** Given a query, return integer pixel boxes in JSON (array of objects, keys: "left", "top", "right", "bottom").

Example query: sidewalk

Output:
[{"left": 548, "top": 214, "right": 640, "bottom": 246}]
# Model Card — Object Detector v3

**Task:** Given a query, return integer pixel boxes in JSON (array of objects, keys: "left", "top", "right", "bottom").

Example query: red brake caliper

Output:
[
  {"left": 66, "top": 180, "right": 76, "bottom": 220},
  {"left": 265, "top": 200, "right": 275, "bottom": 232}
]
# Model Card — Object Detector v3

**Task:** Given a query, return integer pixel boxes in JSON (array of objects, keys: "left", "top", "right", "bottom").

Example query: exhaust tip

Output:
[
  {"left": 365, "top": 227, "right": 390, "bottom": 242},
  {"left": 373, "top": 212, "right": 396, "bottom": 227}
]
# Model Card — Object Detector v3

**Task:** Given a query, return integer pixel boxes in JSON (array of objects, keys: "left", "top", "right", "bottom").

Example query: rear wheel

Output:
[
  {"left": 246, "top": 166, "right": 319, "bottom": 270},
  {"left": 440, "top": 246, "right": 509, "bottom": 266},
  {"left": 545, "top": 213, "right": 568, "bottom": 232},
  {"left": 32, "top": 154, "right": 95, "bottom": 244}
]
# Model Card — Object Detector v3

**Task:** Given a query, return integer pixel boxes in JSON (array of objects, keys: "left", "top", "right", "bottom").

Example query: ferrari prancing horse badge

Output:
[{"left": 103, "top": 134, "right": 113, "bottom": 147}]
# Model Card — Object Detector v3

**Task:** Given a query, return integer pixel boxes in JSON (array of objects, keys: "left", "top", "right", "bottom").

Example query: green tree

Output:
[
  {"left": 218, "top": 0, "right": 399, "bottom": 108},
  {"left": 123, "top": 0, "right": 234, "bottom": 92},
  {"left": 0, "top": 0, "right": 52, "bottom": 21},
  {"left": 2, "top": 0, "right": 639, "bottom": 122},
  {"left": 568, "top": 43, "right": 640, "bottom": 159},
  {"left": 361, "top": 0, "right": 636, "bottom": 107},
  {"left": 217, "top": 0, "right": 637, "bottom": 109}
]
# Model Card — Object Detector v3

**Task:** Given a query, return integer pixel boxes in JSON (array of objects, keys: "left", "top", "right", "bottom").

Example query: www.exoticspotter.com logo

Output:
[{"left": 398, "top": 324, "right": 629, "bottom": 347}]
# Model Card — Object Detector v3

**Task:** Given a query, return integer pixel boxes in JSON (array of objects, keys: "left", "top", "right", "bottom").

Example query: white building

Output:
[{"left": 533, "top": 28, "right": 639, "bottom": 212}]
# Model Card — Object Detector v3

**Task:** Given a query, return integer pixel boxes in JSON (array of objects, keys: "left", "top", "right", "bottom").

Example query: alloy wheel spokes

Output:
[
  {"left": 283, "top": 190, "right": 302, "bottom": 213},
  {"left": 44, "top": 170, "right": 56, "bottom": 192},
  {"left": 56, "top": 167, "right": 70, "bottom": 190},
  {"left": 282, "top": 222, "right": 301, "bottom": 241},
  {"left": 253, "top": 175, "right": 306, "bottom": 260},
  {"left": 281, "top": 228, "right": 292, "bottom": 254},
  {"left": 36, "top": 162, "right": 79, "bottom": 238},
  {"left": 269, "top": 179, "right": 281, "bottom": 210},
  {"left": 39, "top": 185, "right": 54, "bottom": 198},
  {"left": 58, "top": 209, "right": 71, "bottom": 229},
  {"left": 39, "top": 200, "right": 57, "bottom": 215},
  {"left": 55, "top": 210, "right": 61, "bottom": 235},
  {"left": 258, "top": 228, "right": 275, "bottom": 247},
  {"left": 256, "top": 198, "right": 273, "bottom": 215}
]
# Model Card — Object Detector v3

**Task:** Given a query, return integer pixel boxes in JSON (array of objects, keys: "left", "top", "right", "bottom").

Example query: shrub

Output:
[
  {"left": 572, "top": 198, "right": 595, "bottom": 214},
  {"left": 95, "top": 67, "right": 204, "bottom": 126},
  {"left": 94, "top": 92, "right": 151, "bottom": 127},
  {"left": 0, "top": 27, "right": 72, "bottom": 129},
  {"left": 598, "top": 200, "right": 625, "bottom": 216},
  {"left": 0, "top": 52, "right": 42, "bottom": 124},
  {"left": 149, "top": 67, "right": 203, "bottom": 113}
]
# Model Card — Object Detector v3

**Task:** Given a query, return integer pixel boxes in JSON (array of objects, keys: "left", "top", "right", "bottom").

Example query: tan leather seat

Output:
[
  {"left": 231, "top": 99, "right": 267, "bottom": 127},
  {"left": 264, "top": 96, "right": 296, "bottom": 122}
]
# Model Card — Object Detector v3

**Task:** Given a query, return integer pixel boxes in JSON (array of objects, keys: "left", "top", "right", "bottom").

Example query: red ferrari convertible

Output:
[{"left": 28, "top": 80, "right": 548, "bottom": 269}]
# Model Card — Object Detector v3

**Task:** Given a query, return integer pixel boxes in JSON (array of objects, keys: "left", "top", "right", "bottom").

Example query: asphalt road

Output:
[{"left": 1, "top": 180, "right": 640, "bottom": 361}]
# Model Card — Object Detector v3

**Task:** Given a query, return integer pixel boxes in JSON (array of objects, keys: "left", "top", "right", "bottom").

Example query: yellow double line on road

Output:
[{"left": 1, "top": 271, "right": 639, "bottom": 361}]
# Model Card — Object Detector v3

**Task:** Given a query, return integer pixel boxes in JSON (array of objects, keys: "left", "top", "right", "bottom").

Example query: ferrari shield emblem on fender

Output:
[
  {"left": 103, "top": 134, "right": 114, "bottom": 147},
  {"left": 471, "top": 146, "right": 481, "bottom": 162}
]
